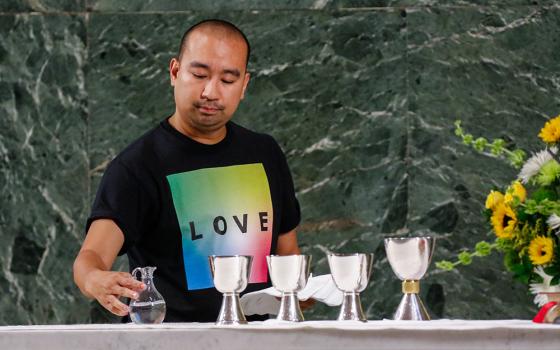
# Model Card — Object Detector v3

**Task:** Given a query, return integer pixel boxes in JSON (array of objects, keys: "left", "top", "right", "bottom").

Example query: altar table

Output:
[{"left": 1, "top": 319, "right": 559, "bottom": 350}]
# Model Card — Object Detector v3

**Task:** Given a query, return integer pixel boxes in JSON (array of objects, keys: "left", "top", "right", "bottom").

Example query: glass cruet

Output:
[{"left": 129, "top": 266, "right": 166, "bottom": 324}]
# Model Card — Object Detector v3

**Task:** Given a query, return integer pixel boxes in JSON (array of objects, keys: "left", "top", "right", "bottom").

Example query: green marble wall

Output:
[{"left": 0, "top": 0, "right": 559, "bottom": 324}]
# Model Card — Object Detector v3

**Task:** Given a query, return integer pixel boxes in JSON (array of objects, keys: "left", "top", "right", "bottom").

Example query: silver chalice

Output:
[
  {"left": 266, "top": 254, "right": 312, "bottom": 322},
  {"left": 384, "top": 237, "right": 435, "bottom": 320},
  {"left": 327, "top": 253, "right": 373, "bottom": 322},
  {"left": 209, "top": 255, "right": 253, "bottom": 325}
]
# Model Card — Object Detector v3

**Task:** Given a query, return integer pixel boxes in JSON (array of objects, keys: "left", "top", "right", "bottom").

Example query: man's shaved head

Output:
[{"left": 177, "top": 19, "right": 251, "bottom": 67}]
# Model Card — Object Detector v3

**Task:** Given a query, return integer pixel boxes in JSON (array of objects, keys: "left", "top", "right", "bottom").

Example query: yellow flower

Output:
[
  {"left": 528, "top": 236, "right": 554, "bottom": 265},
  {"left": 485, "top": 191, "right": 504, "bottom": 210},
  {"left": 539, "top": 115, "right": 560, "bottom": 143},
  {"left": 504, "top": 181, "right": 526, "bottom": 204},
  {"left": 490, "top": 203, "right": 517, "bottom": 239}
]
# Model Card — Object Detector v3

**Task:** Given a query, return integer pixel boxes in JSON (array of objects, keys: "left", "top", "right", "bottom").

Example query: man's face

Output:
[{"left": 170, "top": 30, "right": 250, "bottom": 133}]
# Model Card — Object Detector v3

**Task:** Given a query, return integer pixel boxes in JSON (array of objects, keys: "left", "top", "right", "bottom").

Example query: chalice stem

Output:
[
  {"left": 217, "top": 292, "right": 247, "bottom": 325},
  {"left": 278, "top": 292, "right": 304, "bottom": 322},
  {"left": 339, "top": 292, "right": 366, "bottom": 321}
]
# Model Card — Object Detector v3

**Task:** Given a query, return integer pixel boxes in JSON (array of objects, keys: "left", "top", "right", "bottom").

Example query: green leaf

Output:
[
  {"left": 531, "top": 188, "right": 558, "bottom": 202},
  {"left": 544, "top": 266, "right": 557, "bottom": 275},
  {"left": 475, "top": 241, "right": 492, "bottom": 256},
  {"left": 473, "top": 137, "right": 488, "bottom": 152},
  {"left": 509, "top": 263, "right": 527, "bottom": 275},
  {"left": 435, "top": 260, "right": 455, "bottom": 271},
  {"left": 516, "top": 209, "right": 529, "bottom": 222},
  {"left": 522, "top": 198, "right": 560, "bottom": 216},
  {"left": 458, "top": 251, "right": 473, "bottom": 265},
  {"left": 515, "top": 273, "right": 530, "bottom": 285},
  {"left": 454, "top": 120, "right": 463, "bottom": 136},
  {"left": 491, "top": 139, "right": 505, "bottom": 155},
  {"left": 522, "top": 255, "right": 533, "bottom": 270},
  {"left": 507, "top": 254, "right": 533, "bottom": 278},
  {"left": 551, "top": 275, "right": 560, "bottom": 286},
  {"left": 523, "top": 199, "right": 538, "bottom": 214},
  {"left": 510, "top": 260, "right": 532, "bottom": 284},
  {"left": 532, "top": 274, "right": 544, "bottom": 284},
  {"left": 509, "top": 149, "right": 526, "bottom": 168},
  {"left": 500, "top": 239, "right": 515, "bottom": 256},
  {"left": 537, "top": 161, "right": 560, "bottom": 186}
]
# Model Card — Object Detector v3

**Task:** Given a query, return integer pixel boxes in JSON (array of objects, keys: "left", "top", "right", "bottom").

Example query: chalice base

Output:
[{"left": 394, "top": 293, "right": 430, "bottom": 321}]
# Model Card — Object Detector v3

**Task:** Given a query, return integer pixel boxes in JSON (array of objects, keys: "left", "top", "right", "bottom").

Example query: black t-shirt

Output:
[{"left": 86, "top": 117, "right": 301, "bottom": 322}]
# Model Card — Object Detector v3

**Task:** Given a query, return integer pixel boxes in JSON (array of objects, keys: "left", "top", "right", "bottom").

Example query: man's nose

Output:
[{"left": 201, "top": 78, "right": 220, "bottom": 100}]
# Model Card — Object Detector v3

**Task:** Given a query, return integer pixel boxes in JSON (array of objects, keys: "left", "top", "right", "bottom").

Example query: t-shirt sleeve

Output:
[
  {"left": 274, "top": 141, "right": 301, "bottom": 234},
  {"left": 85, "top": 159, "right": 151, "bottom": 255}
]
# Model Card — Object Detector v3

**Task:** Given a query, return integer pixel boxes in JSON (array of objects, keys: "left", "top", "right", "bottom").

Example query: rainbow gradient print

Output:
[{"left": 167, "top": 163, "right": 273, "bottom": 290}]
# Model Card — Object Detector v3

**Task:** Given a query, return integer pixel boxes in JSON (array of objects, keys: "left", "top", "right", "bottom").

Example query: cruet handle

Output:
[{"left": 131, "top": 267, "right": 142, "bottom": 281}]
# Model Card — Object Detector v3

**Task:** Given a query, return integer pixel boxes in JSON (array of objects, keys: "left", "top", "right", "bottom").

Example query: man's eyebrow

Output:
[{"left": 189, "top": 61, "right": 210, "bottom": 69}]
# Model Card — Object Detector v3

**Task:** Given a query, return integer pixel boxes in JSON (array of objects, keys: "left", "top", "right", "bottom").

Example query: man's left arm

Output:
[
  {"left": 276, "top": 229, "right": 315, "bottom": 310},
  {"left": 276, "top": 229, "right": 300, "bottom": 255}
]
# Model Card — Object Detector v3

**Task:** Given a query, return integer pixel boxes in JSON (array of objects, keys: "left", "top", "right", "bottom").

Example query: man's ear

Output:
[
  {"left": 169, "top": 58, "right": 180, "bottom": 86},
  {"left": 240, "top": 72, "right": 250, "bottom": 100}
]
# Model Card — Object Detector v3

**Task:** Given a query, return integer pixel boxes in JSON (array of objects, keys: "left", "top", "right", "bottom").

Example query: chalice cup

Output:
[
  {"left": 384, "top": 237, "right": 435, "bottom": 320},
  {"left": 267, "top": 254, "right": 312, "bottom": 322},
  {"left": 327, "top": 253, "right": 373, "bottom": 322},
  {"left": 209, "top": 255, "right": 253, "bottom": 325}
]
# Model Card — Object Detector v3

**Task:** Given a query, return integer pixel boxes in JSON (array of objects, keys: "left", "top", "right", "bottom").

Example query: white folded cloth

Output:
[{"left": 240, "top": 274, "right": 343, "bottom": 315}]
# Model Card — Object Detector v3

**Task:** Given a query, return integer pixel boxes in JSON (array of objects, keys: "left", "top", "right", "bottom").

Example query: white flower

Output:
[
  {"left": 547, "top": 214, "right": 560, "bottom": 232},
  {"left": 529, "top": 266, "right": 560, "bottom": 306},
  {"left": 518, "top": 147, "right": 558, "bottom": 184}
]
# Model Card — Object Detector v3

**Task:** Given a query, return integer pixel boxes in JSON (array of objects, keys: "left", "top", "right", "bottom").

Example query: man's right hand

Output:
[
  {"left": 73, "top": 219, "right": 143, "bottom": 317},
  {"left": 84, "top": 270, "right": 145, "bottom": 316}
]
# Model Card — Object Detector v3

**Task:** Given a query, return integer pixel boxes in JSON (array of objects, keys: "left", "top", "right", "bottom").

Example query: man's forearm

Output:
[
  {"left": 73, "top": 250, "right": 109, "bottom": 299},
  {"left": 277, "top": 229, "right": 301, "bottom": 255}
]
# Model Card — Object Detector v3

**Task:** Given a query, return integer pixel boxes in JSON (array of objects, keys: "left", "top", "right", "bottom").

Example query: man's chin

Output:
[{"left": 195, "top": 115, "right": 229, "bottom": 132}]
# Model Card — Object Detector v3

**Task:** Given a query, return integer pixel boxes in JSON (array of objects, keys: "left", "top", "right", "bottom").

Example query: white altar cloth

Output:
[{"left": 1, "top": 319, "right": 559, "bottom": 350}]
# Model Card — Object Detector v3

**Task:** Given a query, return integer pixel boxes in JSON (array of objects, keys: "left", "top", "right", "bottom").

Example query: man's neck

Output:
[{"left": 169, "top": 113, "right": 227, "bottom": 145}]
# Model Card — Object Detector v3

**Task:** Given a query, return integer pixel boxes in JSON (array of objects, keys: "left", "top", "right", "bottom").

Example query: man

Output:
[{"left": 73, "top": 19, "right": 302, "bottom": 322}]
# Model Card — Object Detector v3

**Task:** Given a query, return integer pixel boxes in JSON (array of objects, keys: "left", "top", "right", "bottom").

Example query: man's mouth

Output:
[
  {"left": 195, "top": 103, "right": 224, "bottom": 115},
  {"left": 199, "top": 106, "right": 219, "bottom": 113}
]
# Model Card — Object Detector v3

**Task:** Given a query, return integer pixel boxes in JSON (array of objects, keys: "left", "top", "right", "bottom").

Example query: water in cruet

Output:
[{"left": 129, "top": 266, "right": 166, "bottom": 324}]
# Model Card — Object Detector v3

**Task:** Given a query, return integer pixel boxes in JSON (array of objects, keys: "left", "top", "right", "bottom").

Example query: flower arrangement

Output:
[{"left": 437, "top": 117, "right": 560, "bottom": 307}]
